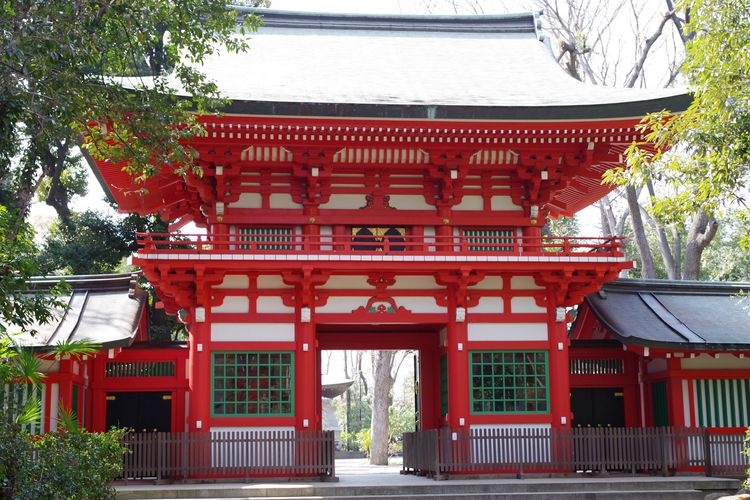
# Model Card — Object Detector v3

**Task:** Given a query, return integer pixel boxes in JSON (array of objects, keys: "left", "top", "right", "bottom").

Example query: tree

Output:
[
  {"left": 369, "top": 350, "right": 412, "bottom": 465},
  {"left": 626, "top": 0, "right": 750, "bottom": 217},
  {"left": 1, "top": 1, "right": 260, "bottom": 224}
]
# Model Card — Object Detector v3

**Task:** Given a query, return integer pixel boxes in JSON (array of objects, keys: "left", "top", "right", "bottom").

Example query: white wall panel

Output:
[
  {"left": 212, "top": 296, "right": 250, "bottom": 314},
  {"left": 472, "top": 297, "right": 504, "bottom": 313},
  {"left": 231, "top": 193, "right": 262, "bottom": 209},
  {"left": 510, "top": 297, "right": 546, "bottom": 314},
  {"left": 214, "top": 275, "right": 250, "bottom": 290},
  {"left": 269, "top": 193, "right": 302, "bottom": 209},
  {"left": 257, "top": 296, "right": 295, "bottom": 314},
  {"left": 491, "top": 196, "right": 520, "bottom": 211},
  {"left": 211, "top": 323, "right": 295, "bottom": 342},
  {"left": 388, "top": 194, "right": 433, "bottom": 211},
  {"left": 468, "top": 322, "right": 547, "bottom": 341},
  {"left": 510, "top": 276, "right": 544, "bottom": 290},
  {"left": 320, "top": 194, "right": 366, "bottom": 209},
  {"left": 453, "top": 195, "right": 484, "bottom": 211}
]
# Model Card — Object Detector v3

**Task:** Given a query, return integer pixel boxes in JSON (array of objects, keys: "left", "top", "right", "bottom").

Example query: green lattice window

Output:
[
  {"left": 470, "top": 351, "right": 549, "bottom": 414},
  {"left": 239, "top": 227, "right": 293, "bottom": 250},
  {"left": 440, "top": 355, "right": 448, "bottom": 416},
  {"left": 463, "top": 229, "right": 514, "bottom": 252},
  {"left": 212, "top": 351, "right": 294, "bottom": 417}
]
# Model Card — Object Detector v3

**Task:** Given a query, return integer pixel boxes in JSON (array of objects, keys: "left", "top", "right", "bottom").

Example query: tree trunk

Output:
[
  {"left": 682, "top": 209, "right": 718, "bottom": 280},
  {"left": 626, "top": 186, "right": 657, "bottom": 278},
  {"left": 369, "top": 350, "right": 395, "bottom": 465}
]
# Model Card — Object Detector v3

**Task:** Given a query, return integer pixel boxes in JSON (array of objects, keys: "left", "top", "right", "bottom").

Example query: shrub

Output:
[{"left": 0, "top": 424, "right": 127, "bottom": 500}]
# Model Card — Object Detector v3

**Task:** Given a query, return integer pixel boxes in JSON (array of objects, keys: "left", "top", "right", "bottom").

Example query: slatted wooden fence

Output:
[
  {"left": 403, "top": 427, "right": 748, "bottom": 479},
  {"left": 121, "top": 430, "right": 335, "bottom": 481}
]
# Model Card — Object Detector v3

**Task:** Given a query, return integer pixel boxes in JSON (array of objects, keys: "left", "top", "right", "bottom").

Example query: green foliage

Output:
[
  {"left": 37, "top": 210, "right": 131, "bottom": 275},
  {"left": 1, "top": 1, "right": 260, "bottom": 181},
  {"left": 621, "top": 0, "right": 750, "bottom": 220},
  {"left": 700, "top": 209, "right": 750, "bottom": 281},
  {"left": 744, "top": 426, "right": 750, "bottom": 490},
  {"left": 0, "top": 206, "right": 67, "bottom": 336},
  {"left": 355, "top": 428, "right": 371, "bottom": 457},
  {"left": 0, "top": 420, "right": 128, "bottom": 500}
]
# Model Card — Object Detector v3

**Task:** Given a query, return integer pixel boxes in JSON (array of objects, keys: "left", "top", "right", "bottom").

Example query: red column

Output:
[
  {"left": 295, "top": 308, "right": 318, "bottom": 430},
  {"left": 666, "top": 358, "right": 685, "bottom": 426},
  {"left": 446, "top": 307, "right": 469, "bottom": 430},
  {"left": 547, "top": 304, "right": 571, "bottom": 429},
  {"left": 419, "top": 343, "right": 441, "bottom": 430},
  {"left": 188, "top": 320, "right": 211, "bottom": 432}
]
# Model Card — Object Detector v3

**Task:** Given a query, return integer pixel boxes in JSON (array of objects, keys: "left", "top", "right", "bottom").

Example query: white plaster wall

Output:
[
  {"left": 232, "top": 192, "right": 262, "bottom": 209},
  {"left": 682, "top": 379, "right": 692, "bottom": 427},
  {"left": 215, "top": 275, "right": 250, "bottom": 289},
  {"left": 467, "top": 323, "right": 548, "bottom": 341},
  {"left": 393, "top": 296, "right": 445, "bottom": 314},
  {"left": 491, "top": 196, "right": 521, "bottom": 211},
  {"left": 453, "top": 195, "right": 483, "bottom": 211},
  {"left": 390, "top": 276, "right": 437, "bottom": 290},
  {"left": 510, "top": 297, "right": 546, "bottom": 314},
  {"left": 511, "top": 276, "right": 544, "bottom": 290},
  {"left": 472, "top": 297, "right": 504, "bottom": 314},
  {"left": 316, "top": 297, "right": 367, "bottom": 314},
  {"left": 319, "top": 276, "right": 369, "bottom": 290},
  {"left": 269, "top": 193, "right": 302, "bottom": 209},
  {"left": 257, "top": 275, "right": 290, "bottom": 289},
  {"left": 211, "top": 323, "right": 295, "bottom": 342},
  {"left": 469, "top": 276, "right": 503, "bottom": 291},
  {"left": 320, "top": 194, "right": 366, "bottom": 210},
  {"left": 256, "top": 296, "right": 295, "bottom": 314},
  {"left": 388, "top": 194, "right": 433, "bottom": 211},
  {"left": 212, "top": 296, "right": 250, "bottom": 314},
  {"left": 681, "top": 354, "right": 750, "bottom": 370}
]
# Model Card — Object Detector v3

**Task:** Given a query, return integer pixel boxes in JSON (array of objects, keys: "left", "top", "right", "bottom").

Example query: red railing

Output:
[
  {"left": 135, "top": 232, "right": 625, "bottom": 258},
  {"left": 403, "top": 427, "right": 748, "bottom": 479},
  {"left": 121, "top": 430, "right": 336, "bottom": 481}
]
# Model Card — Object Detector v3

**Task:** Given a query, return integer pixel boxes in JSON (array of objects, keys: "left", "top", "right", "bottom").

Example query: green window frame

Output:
[
  {"left": 440, "top": 355, "right": 449, "bottom": 417},
  {"left": 470, "top": 350, "right": 549, "bottom": 414},
  {"left": 212, "top": 351, "right": 294, "bottom": 417},
  {"left": 239, "top": 227, "right": 293, "bottom": 250},
  {"left": 463, "top": 229, "right": 514, "bottom": 252}
]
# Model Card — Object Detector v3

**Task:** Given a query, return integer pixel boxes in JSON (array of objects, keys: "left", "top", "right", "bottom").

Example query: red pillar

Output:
[
  {"left": 446, "top": 307, "right": 469, "bottom": 430},
  {"left": 295, "top": 308, "right": 318, "bottom": 430},
  {"left": 547, "top": 303, "right": 571, "bottom": 429},
  {"left": 419, "top": 343, "right": 441, "bottom": 430},
  {"left": 666, "top": 358, "right": 685, "bottom": 426},
  {"left": 188, "top": 320, "right": 211, "bottom": 432}
]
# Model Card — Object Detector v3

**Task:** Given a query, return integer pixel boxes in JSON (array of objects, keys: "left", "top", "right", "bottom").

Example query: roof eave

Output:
[{"left": 221, "top": 93, "right": 693, "bottom": 122}]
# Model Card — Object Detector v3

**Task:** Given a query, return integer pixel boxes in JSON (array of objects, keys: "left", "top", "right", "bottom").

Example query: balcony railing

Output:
[{"left": 135, "top": 232, "right": 626, "bottom": 260}]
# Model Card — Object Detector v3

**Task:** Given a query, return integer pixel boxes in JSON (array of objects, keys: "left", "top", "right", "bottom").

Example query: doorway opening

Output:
[{"left": 316, "top": 327, "right": 443, "bottom": 471}]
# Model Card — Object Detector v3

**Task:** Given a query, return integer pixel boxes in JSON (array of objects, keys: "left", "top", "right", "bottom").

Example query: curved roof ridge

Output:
[{"left": 238, "top": 8, "right": 541, "bottom": 35}]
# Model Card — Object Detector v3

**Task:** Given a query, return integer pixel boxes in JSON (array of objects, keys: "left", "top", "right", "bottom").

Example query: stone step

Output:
[
  {"left": 116, "top": 477, "right": 739, "bottom": 500},
  {"left": 119, "top": 490, "right": 716, "bottom": 500}
]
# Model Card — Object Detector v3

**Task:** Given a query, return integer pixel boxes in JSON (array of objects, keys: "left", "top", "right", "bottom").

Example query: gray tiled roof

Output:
[
  {"left": 10, "top": 274, "right": 145, "bottom": 349},
  {"left": 580, "top": 279, "right": 750, "bottom": 350},
  {"left": 178, "top": 9, "right": 688, "bottom": 119}
]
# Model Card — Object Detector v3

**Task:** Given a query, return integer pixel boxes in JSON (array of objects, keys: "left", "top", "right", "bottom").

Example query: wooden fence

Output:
[
  {"left": 403, "top": 427, "right": 748, "bottom": 479},
  {"left": 121, "top": 430, "right": 336, "bottom": 481}
]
